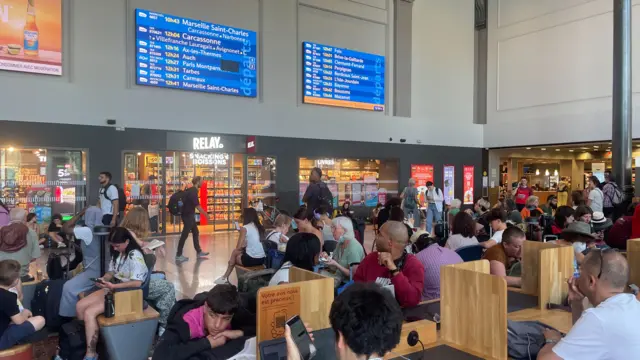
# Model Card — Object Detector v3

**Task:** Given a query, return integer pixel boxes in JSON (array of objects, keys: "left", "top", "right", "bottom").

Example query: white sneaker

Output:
[
  {"left": 39, "top": 245, "right": 44, "bottom": 249},
  {"left": 57, "top": 242, "right": 66, "bottom": 248},
  {"left": 214, "top": 277, "right": 228, "bottom": 285}
]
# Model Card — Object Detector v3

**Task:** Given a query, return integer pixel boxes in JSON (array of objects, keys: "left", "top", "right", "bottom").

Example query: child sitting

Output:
[
  {"left": 0, "top": 260, "right": 45, "bottom": 350},
  {"left": 153, "top": 284, "right": 255, "bottom": 360}
]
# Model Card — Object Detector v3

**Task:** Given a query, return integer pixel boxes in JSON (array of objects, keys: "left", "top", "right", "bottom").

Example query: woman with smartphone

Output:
[{"left": 75, "top": 227, "right": 148, "bottom": 360}]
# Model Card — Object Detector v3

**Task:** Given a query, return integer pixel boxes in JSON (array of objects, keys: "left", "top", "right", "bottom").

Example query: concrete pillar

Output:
[{"left": 612, "top": 0, "right": 633, "bottom": 198}]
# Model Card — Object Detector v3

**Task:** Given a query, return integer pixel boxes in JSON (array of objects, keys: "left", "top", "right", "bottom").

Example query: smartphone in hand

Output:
[
  {"left": 286, "top": 315, "right": 316, "bottom": 359},
  {"left": 90, "top": 278, "right": 104, "bottom": 283}
]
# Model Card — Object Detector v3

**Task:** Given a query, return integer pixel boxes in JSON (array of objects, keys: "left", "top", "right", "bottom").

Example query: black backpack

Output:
[
  {"left": 167, "top": 190, "right": 186, "bottom": 216},
  {"left": 46, "top": 252, "right": 68, "bottom": 280},
  {"left": 31, "top": 279, "right": 66, "bottom": 332},
  {"left": 58, "top": 320, "right": 87, "bottom": 360},
  {"left": 103, "top": 184, "right": 127, "bottom": 212},
  {"left": 318, "top": 183, "right": 334, "bottom": 214}
]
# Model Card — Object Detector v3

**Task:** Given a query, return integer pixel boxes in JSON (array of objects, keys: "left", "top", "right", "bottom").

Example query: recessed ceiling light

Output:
[
  {"left": 541, "top": 148, "right": 546, "bottom": 151},
  {"left": 581, "top": 147, "right": 589, "bottom": 150},
  {"left": 594, "top": 146, "right": 599, "bottom": 148},
  {"left": 526, "top": 147, "right": 531, "bottom": 150},
  {"left": 555, "top": 149, "right": 560, "bottom": 151},
  {"left": 569, "top": 149, "right": 574, "bottom": 152}
]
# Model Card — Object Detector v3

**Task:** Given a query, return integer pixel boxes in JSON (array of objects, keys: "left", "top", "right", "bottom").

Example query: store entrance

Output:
[{"left": 123, "top": 152, "right": 277, "bottom": 234}]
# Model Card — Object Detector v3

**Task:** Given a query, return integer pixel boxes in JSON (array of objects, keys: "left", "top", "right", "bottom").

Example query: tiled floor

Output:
[{"left": 34, "top": 225, "right": 378, "bottom": 299}]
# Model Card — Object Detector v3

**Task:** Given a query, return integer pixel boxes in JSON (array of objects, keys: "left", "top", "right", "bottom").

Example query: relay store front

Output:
[{"left": 122, "top": 133, "right": 276, "bottom": 234}]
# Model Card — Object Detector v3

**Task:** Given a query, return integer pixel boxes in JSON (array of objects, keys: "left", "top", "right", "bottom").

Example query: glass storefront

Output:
[
  {"left": 298, "top": 157, "right": 399, "bottom": 207},
  {"left": 122, "top": 151, "right": 276, "bottom": 234},
  {"left": 0, "top": 147, "right": 87, "bottom": 232}
]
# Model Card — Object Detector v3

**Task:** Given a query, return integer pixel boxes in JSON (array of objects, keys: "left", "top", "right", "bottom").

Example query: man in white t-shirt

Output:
[
  {"left": 98, "top": 171, "right": 119, "bottom": 226},
  {"left": 538, "top": 250, "right": 640, "bottom": 359},
  {"left": 480, "top": 208, "right": 507, "bottom": 249},
  {"left": 586, "top": 176, "right": 604, "bottom": 213}
]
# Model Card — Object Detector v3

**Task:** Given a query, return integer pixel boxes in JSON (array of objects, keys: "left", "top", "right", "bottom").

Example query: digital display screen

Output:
[
  {"left": 302, "top": 41, "right": 384, "bottom": 111},
  {"left": 135, "top": 9, "right": 257, "bottom": 97}
]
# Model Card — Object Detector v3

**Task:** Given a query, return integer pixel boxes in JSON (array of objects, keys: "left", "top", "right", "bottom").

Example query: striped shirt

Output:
[{"left": 415, "top": 244, "right": 463, "bottom": 301}]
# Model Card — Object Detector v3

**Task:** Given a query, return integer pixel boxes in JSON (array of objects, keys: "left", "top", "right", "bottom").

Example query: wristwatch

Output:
[
  {"left": 390, "top": 268, "right": 400, "bottom": 276},
  {"left": 545, "top": 339, "right": 558, "bottom": 344}
]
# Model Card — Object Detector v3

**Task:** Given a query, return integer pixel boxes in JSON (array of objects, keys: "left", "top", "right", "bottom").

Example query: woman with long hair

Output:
[
  {"left": 119, "top": 207, "right": 174, "bottom": 335},
  {"left": 75, "top": 227, "right": 148, "bottom": 360},
  {"left": 293, "top": 206, "right": 324, "bottom": 244},
  {"left": 216, "top": 208, "right": 266, "bottom": 284},
  {"left": 269, "top": 232, "right": 322, "bottom": 286}
]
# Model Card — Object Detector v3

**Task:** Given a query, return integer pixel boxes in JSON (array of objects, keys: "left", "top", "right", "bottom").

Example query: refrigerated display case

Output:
[{"left": 123, "top": 151, "right": 267, "bottom": 234}]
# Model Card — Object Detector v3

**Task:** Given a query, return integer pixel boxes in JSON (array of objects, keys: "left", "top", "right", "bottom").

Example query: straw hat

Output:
[{"left": 591, "top": 212, "right": 613, "bottom": 232}]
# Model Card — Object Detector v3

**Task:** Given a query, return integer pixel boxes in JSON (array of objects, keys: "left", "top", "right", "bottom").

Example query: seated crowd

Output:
[{"left": 0, "top": 185, "right": 639, "bottom": 359}]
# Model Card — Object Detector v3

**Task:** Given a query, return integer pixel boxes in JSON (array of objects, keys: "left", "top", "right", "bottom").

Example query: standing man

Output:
[
  {"left": 98, "top": 172, "right": 119, "bottom": 227},
  {"left": 302, "top": 168, "right": 332, "bottom": 214},
  {"left": 587, "top": 176, "right": 604, "bottom": 213},
  {"left": 514, "top": 177, "right": 534, "bottom": 211},
  {"left": 601, "top": 172, "right": 619, "bottom": 219},
  {"left": 176, "top": 176, "right": 210, "bottom": 263},
  {"left": 425, "top": 181, "right": 443, "bottom": 233}
]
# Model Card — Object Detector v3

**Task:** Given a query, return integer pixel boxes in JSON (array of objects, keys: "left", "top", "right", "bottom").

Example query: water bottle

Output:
[{"left": 104, "top": 292, "right": 115, "bottom": 318}]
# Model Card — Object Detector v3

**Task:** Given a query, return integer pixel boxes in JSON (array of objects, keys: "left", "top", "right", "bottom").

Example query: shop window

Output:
[
  {"left": 123, "top": 152, "right": 164, "bottom": 233},
  {"left": 299, "top": 158, "right": 399, "bottom": 208},
  {"left": 0, "top": 147, "right": 87, "bottom": 232},
  {"left": 248, "top": 156, "right": 277, "bottom": 207}
]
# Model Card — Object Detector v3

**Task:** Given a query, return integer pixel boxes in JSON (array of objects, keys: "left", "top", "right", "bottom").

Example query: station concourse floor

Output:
[{"left": 35, "top": 225, "right": 378, "bottom": 299}]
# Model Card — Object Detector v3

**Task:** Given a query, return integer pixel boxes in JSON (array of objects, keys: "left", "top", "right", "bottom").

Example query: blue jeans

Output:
[
  {"left": 403, "top": 207, "right": 420, "bottom": 228},
  {"left": 426, "top": 203, "right": 441, "bottom": 233}
]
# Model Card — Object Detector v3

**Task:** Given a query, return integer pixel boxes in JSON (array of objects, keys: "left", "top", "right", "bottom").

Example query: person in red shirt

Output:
[
  {"left": 514, "top": 177, "right": 534, "bottom": 211},
  {"left": 608, "top": 203, "right": 639, "bottom": 250},
  {"left": 353, "top": 221, "right": 424, "bottom": 308}
]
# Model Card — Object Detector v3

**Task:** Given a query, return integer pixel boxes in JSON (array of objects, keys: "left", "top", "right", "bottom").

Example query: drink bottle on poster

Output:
[{"left": 443, "top": 165, "right": 455, "bottom": 205}]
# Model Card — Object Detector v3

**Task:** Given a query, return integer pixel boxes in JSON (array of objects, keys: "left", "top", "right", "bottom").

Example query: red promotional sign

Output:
[
  {"left": 463, "top": 166, "right": 474, "bottom": 205},
  {"left": 410, "top": 164, "right": 434, "bottom": 186},
  {"left": 246, "top": 136, "right": 256, "bottom": 154}
]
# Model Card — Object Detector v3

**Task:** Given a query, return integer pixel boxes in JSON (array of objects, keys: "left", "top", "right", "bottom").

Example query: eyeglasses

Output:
[{"left": 595, "top": 248, "right": 618, "bottom": 279}]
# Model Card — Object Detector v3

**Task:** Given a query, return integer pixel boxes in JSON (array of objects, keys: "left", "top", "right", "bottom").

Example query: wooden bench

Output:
[
  {"left": 97, "top": 290, "right": 159, "bottom": 360},
  {"left": 0, "top": 344, "right": 32, "bottom": 360}
]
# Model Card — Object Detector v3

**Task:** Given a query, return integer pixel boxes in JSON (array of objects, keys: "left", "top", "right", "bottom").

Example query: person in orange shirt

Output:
[{"left": 520, "top": 196, "right": 544, "bottom": 220}]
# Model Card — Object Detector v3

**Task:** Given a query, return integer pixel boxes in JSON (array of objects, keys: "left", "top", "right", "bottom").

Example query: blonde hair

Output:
[
  {"left": 120, "top": 207, "right": 150, "bottom": 239},
  {"left": 408, "top": 178, "right": 416, "bottom": 186},
  {"left": 274, "top": 214, "right": 292, "bottom": 228},
  {"left": 526, "top": 196, "right": 539, "bottom": 206},
  {"left": 450, "top": 199, "right": 462, "bottom": 209}
]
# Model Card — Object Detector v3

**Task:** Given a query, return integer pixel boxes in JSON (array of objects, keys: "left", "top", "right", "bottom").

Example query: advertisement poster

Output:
[
  {"left": 0, "top": 0, "right": 63, "bottom": 75},
  {"left": 410, "top": 164, "right": 434, "bottom": 186},
  {"left": 592, "top": 162, "right": 605, "bottom": 183},
  {"left": 443, "top": 165, "right": 455, "bottom": 205},
  {"left": 299, "top": 183, "right": 308, "bottom": 205},
  {"left": 351, "top": 183, "right": 362, "bottom": 205},
  {"left": 378, "top": 188, "right": 387, "bottom": 206},
  {"left": 463, "top": 166, "right": 474, "bottom": 205},
  {"left": 328, "top": 183, "right": 338, "bottom": 209},
  {"left": 364, "top": 184, "right": 378, "bottom": 207}
]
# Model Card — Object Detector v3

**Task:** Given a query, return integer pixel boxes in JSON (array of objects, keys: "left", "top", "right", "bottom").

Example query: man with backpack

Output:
[
  {"left": 98, "top": 171, "right": 123, "bottom": 227},
  {"left": 175, "top": 177, "right": 211, "bottom": 263},
  {"left": 425, "top": 181, "right": 444, "bottom": 233},
  {"left": 401, "top": 178, "right": 419, "bottom": 227},
  {"left": 602, "top": 172, "right": 623, "bottom": 220},
  {"left": 302, "top": 168, "right": 333, "bottom": 214}
]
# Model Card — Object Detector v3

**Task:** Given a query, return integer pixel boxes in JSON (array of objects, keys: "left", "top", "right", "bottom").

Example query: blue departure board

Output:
[
  {"left": 302, "top": 42, "right": 384, "bottom": 111},
  {"left": 135, "top": 9, "right": 257, "bottom": 97}
]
